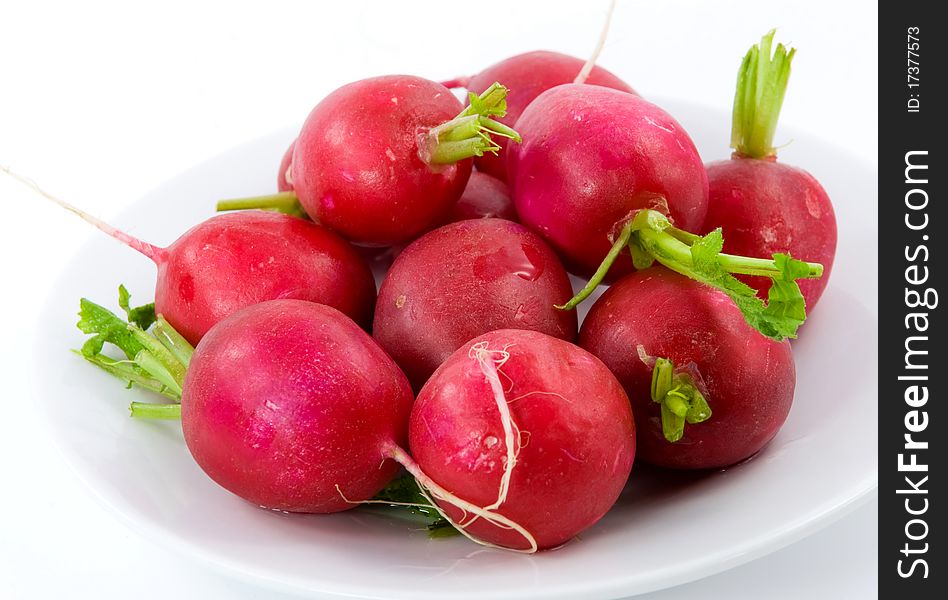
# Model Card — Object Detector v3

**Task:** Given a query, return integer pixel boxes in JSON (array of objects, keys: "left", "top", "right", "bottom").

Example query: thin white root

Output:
[
  {"left": 0, "top": 165, "right": 163, "bottom": 262},
  {"left": 388, "top": 445, "right": 538, "bottom": 553},
  {"left": 334, "top": 484, "right": 432, "bottom": 510},
  {"left": 574, "top": 0, "right": 618, "bottom": 85},
  {"left": 468, "top": 341, "right": 519, "bottom": 511}
]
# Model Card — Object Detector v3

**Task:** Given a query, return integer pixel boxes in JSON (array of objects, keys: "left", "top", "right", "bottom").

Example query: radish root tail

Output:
[
  {"left": 574, "top": 0, "right": 617, "bottom": 85},
  {"left": 1, "top": 165, "right": 165, "bottom": 262},
  {"left": 387, "top": 444, "right": 539, "bottom": 553}
]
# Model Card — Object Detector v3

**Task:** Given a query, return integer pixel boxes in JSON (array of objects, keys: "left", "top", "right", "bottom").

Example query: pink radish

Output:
[
  {"left": 580, "top": 268, "right": 795, "bottom": 468},
  {"left": 3, "top": 169, "right": 375, "bottom": 344},
  {"left": 406, "top": 329, "right": 635, "bottom": 550},
  {"left": 446, "top": 170, "right": 517, "bottom": 223},
  {"left": 702, "top": 31, "right": 837, "bottom": 310},
  {"left": 224, "top": 77, "right": 521, "bottom": 246},
  {"left": 373, "top": 218, "right": 576, "bottom": 389},
  {"left": 465, "top": 51, "right": 635, "bottom": 182}
]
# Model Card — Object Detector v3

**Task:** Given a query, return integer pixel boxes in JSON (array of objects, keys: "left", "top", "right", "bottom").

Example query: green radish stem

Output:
[
  {"left": 130, "top": 402, "right": 182, "bottom": 419},
  {"left": 556, "top": 209, "right": 824, "bottom": 341},
  {"left": 649, "top": 357, "right": 712, "bottom": 443},
  {"left": 731, "top": 29, "right": 795, "bottom": 159},
  {"left": 424, "top": 82, "right": 522, "bottom": 164},
  {"left": 216, "top": 191, "right": 307, "bottom": 218}
]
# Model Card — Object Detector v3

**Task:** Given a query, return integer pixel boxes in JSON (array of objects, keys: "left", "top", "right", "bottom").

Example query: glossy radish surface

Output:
[
  {"left": 508, "top": 84, "right": 708, "bottom": 280},
  {"left": 408, "top": 329, "right": 635, "bottom": 550},
  {"left": 467, "top": 51, "right": 635, "bottom": 182},
  {"left": 580, "top": 268, "right": 795, "bottom": 469},
  {"left": 374, "top": 218, "right": 576, "bottom": 389},
  {"left": 182, "top": 300, "right": 414, "bottom": 512}
]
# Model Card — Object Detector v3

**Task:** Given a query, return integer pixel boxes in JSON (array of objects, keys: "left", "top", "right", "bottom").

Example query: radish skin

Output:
[
  {"left": 580, "top": 268, "right": 795, "bottom": 468},
  {"left": 373, "top": 219, "right": 577, "bottom": 389},
  {"left": 182, "top": 300, "right": 413, "bottom": 512}
]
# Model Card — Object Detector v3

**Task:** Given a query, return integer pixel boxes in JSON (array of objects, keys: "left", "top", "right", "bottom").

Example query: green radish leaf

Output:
[
  {"left": 78, "top": 298, "right": 148, "bottom": 360},
  {"left": 117, "top": 284, "right": 156, "bottom": 330},
  {"left": 372, "top": 475, "right": 460, "bottom": 538}
]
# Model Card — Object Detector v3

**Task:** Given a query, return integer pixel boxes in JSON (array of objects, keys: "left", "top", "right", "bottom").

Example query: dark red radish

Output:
[
  {"left": 466, "top": 51, "right": 635, "bottom": 182},
  {"left": 277, "top": 139, "right": 296, "bottom": 192},
  {"left": 179, "top": 301, "right": 413, "bottom": 512},
  {"left": 703, "top": 31, "right": 837, "bottom": 310},
  {"left": 374, "top": 218, "right": 576, "bottom": 389},
  {"left": 1, "top": 169, "right": 376, "bottom": 344},
  {"left": 223, "top": 77, "right": 521, "bottom": 246},
  {"left": 404, "top": 329, "right": 635, "bottom": 550},
  {"left": 446, "top": 171, "right": 517, "bottom": 223},
  {"left": 508, "top": 84, "right": 708, "bottom": 281},
  {"left": 580, "top": 267, "right": 795, "bottom": 469}
]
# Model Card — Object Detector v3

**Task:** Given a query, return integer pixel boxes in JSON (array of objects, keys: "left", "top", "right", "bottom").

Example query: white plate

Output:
[{"left": 35, "top": 99, "right": 877, "bottom": 599}]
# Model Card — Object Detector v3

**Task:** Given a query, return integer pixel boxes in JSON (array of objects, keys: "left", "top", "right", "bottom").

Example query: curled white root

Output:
[
  {"left": 387, "top": 445, "right": 538, "bottom": 554},
  {"left": 468, "top": 341, "right": 520, "bottom": 511}
]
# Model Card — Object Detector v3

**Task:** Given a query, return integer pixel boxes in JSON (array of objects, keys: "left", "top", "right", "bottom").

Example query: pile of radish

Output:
[{"left": 7, "top": 25, "right": 838, "bottom": 555}]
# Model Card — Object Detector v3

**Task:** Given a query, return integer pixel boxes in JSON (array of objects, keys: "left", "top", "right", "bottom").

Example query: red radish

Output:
[
  {"left": 277, "top": 139, "right": 296, "bottom": 192},
  {"left": 406, "top": 329, "right": 635, "bottom": 550},
  {"left": 179, "top": 300, "right": 414, "bottom": 512},
  {"left": 373, "top": 218, "right": 576, "bottom": 389},
  {"left": 446, "top": 171, "right": 517, "bottom": 223},
  {"left": 2, "top": 168, "right": 375, "bottom": 344},
  {"left": 224, "top": 77, "right": 521, "bottom": 246},
  {"left": 465, "top": 51, "right": 635, "bottom": 182},
  {"left": 508, "top": 84, "right": 709, "bottom": 280},
  {"left": 580, "top": 267, "right": 795, "bottom": 469},
  {"left": 702, "top": 31, "right": 837, "bottom": 309}
]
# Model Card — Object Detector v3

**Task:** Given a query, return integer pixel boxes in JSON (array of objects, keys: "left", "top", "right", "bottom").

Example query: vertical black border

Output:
[{"left": 879, "top": 1, "right": 943, "bottom": 596}]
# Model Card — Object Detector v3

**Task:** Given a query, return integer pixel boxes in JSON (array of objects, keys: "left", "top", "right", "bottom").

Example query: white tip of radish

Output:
[{"left": 574, "top": 0, "right": 617, "bottom": 85}]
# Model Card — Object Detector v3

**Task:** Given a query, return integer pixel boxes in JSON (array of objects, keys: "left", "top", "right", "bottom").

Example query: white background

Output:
[{"left": 0, "top": 1, "right": 877, "bottom": 598}]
